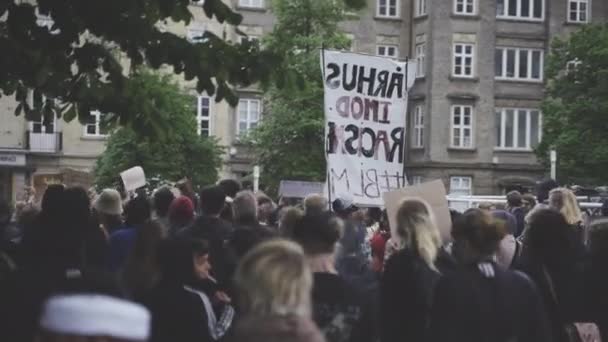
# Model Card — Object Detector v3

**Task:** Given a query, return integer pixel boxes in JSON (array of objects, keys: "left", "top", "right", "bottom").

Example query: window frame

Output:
[
  {"left": 237, "top": 98, "right": 261, "bottom": 137},
  {"left": 413, "top": 105, "right": 424, "bottom": 148},
  {"left": 415, "top": 0, "right": 427, "bottom": 17},
  {"left": 454, "top": 0, "right": 477, "bottom": 15},
  {"left": 196, "top": 96, "right": 213, "bottom": 137},
  {"left": 238, "top": 0, "right": 264, "bottom": 9},
  {"left": 496, "top": 0, "right": 545, "bottom": 22},
  {"left": 452, "top": 43, "right": 476, "bottom": 78},
  {"left": 450, "top": 105, "right": 474, "bottom": 149},
  {"left": 82, "top": 111, "right": 108, "bottom": 138},
  {"left": 376, "top": 44, "right": 399, "bottom": 58},
  {"left": 187, "top": 27, "right": 207, "bottom": 43},
  {"left": 567, "top": 0, "right": 589, "bottom": 23},
  {"left": 495, "top": 108, "right": 542, "bottom": 151},
  {"left": 377, "top": 0, "right": 400, "bottom": 18},
  {"left": 495, "top": 47, "right": 544, "bottom": 82},
  {"left": 415, "top": 41, "right": 426, "bottom": 78}
]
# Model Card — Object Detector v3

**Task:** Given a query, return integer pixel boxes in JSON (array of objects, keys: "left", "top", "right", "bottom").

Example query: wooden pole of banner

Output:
[
  {"left": 321, "top": 46, "right": 333, "bottom": 211},
  {"left": 402, "top": 57, "right": 409, "bottom": 188}
]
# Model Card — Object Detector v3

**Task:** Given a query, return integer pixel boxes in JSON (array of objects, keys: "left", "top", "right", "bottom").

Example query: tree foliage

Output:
[
  {"left": 94, "top": 70, "right": 222, "bottom": 190},
  {"left": 537, "top": 24, "right": 608, "bottom": 185},
  {"left": 250, "top": 0, "right": 351, "bottom": 194}
]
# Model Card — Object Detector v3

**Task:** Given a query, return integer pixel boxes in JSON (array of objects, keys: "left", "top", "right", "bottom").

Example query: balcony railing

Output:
[{"left": 26, "top": 131, "right": 62, "bottom": 153}]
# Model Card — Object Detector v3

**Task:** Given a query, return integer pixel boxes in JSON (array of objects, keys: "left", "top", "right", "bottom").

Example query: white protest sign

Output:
[
  {"left": 120, "top": 166, "right": 146, "bottom": 192},
  {"left": 322, "top": 50, "right": 416, "bottom": 206},
  {"left": 382, "top": 180, "right": 453, "bottom": 244}
]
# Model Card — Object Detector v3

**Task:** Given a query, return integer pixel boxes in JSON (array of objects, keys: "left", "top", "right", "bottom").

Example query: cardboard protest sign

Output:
[
  {"left": 382, "top": 180, "right": 453, "bottom": 243},
  {"left": 120, "top": 166, "right": 146, "bottom": 192},
  {"left": 279, "top": 180, "right": 325, "bottom": 199},
  {"left": 321, "top": 50, "right": 416, "bottom": 207}
]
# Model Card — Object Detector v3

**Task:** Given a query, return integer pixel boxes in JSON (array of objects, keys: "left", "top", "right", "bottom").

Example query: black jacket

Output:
[
  {"left": 429, "top": 262, "right": 552, "bottom": 342},
  {"left": 380, "top": 249, "right": 452, "bottom": 342}
]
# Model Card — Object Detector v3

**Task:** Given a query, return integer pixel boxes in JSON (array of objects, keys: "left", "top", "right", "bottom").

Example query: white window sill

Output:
[
  {"left": 494, "top": 148, "right": 535, "bottom": 153},
  {"left": 495, "top": 77, "right": 543, "bottom": 84},
  {"left": 375, "top": 15, "right": 402, "bottom": 21},
  {"left": 565, "top": 20, "right": 589, "bottom": 25},
  {"left": 448, "top": 146, "right": 476, "bottom": 152},
  {"left": 496, "top": 16, "right": 544, "bottom": 23},
  {"left": 81, "top": 135, "right": 108, "bottom": 141}
]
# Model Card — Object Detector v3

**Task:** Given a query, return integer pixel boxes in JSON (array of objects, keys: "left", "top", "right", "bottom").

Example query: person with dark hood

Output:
[
  {"left": 292, "top": 212, "right": 375, "bottom": 342},
  {"left": 152, "top": 186, "right": 175, "bottom": 237},
  {"left": 516, "top": 209, "right": 591, "bottom": 342},
  {"left": 0, "top": 186, "right": 121, "bottom": 342},
  {"left": 143, "top": 238, "right": 234, "bottom": 342},
  {"left": 107, "top": 195, "right": 151, "bottom": 272},
  {"left": 380, "top": 198, "right": 449, "bottom": 342},
  {"left": 180, "top": 185, "right": 234, "bottom": 288},
  {"left": 429, "top": 208, "right": 552, "bottom": 342}
]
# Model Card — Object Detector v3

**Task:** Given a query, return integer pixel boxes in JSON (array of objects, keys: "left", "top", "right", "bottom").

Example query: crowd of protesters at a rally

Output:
[{"left": 0, "top": 177, "right": 607, "bottom": 342}]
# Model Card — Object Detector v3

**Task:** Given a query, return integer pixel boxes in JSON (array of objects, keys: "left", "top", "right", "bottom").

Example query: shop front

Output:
[{"left": 0, "top": 152, "right": 28, "bottom": 203}]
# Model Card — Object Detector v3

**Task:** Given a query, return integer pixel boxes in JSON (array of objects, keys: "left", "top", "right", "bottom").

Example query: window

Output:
[
  {"left": 415, "top": 0, "right": 427, "bottom": 17},
  {"left": 495, "top": 108, "right": 542, "bottom": 150},
  {"left": 415, "top": 42, "right": 426, "bottom": 77},
  {"left": 237, "top": 99, "right": 260, "bottom": 136},
  {"left": 239, "top": 0, "right": 264, "bottom": 8},
  {"left": 413, "top": 105, "right": 424, "bottom": 148},
  {"left": 449, "top": 176, "right": 473, "bottom": 212},
  {"left": 453, "top": 43, "right": 475, "bottom": 77},
  {"left": 31, "top": 115, "right": 56, "bottom": 134},
  {"left": 451, "top": 105, "right": 474, "bottom": 148},
  {"left": 187, "top": 27, "right": 206, "bottom": 43},
  {"left": 376, "top": 44, "right": 398, "bottom": 58},
  {"left": 377, "top": 0, "right": 399, "bottom": 18},
  {"left": 568, "top": 0, "right": 588, "bottom": 23},
  {"left": 196, "top": 96, "right": 213, "bottom": 137},
  {"left": 497, "top": 0, "right": 544, "bottom": 20},
  {"left": 495, "top": 47, "right": 543, "bottom": 81},
  {"left": 454, "top": 0, "right": 476, "bottom": 15},
  {"left": 84, "top": 111, "right": 108, "bottom": 137}
]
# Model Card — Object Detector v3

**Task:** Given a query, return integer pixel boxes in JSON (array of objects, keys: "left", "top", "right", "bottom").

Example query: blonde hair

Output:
[
  {"left": 549, "top": 188, "right": 582, "bottom": 225},
  {"left": 304, "top": 194, "right": 328, "bottom": 216},
  {"left": 234, "top": 239, "right": 312, "bottom": 317},
  {"left": 393, "top": 198, "right": 442, "bottom": 270}
]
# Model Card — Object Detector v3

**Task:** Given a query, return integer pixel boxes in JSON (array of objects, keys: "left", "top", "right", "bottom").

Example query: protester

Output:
[
  {"left": 37, "top": 294, "right": 151, "bottom": 342},
  {"left": 219, "top": 179, "right": 242, "bottom": 223},
  {"left": 369, "top": 210, "right": 390, "bottom": 273},
  {"left": 230, "top": 239, "right": 324, "bottom": 342},
  {"left": 522, "top": 193, "right": 537, "bottom": 214},
  {"left": 176, "top": 178, "right": 200, "bottom": 215},
  {"left": 429, "top": 208, "right": 552, "bottom": 342},
  {"left": 0, "top": 198, "right": 19, "bottom": 279},
  {"left": 292, "top": 212, "right": 375, "bottom": 342},
  {"left": 516, "top": 208, "right": 589, "bottom": 342},
  {"left": 588, "top": 218, "right": 608, "bottom": 340},
  {"left": 278, "top": 206, "right": 304, "bottom": 238},
  {"left": 152, "top": 186, "right": 175, "bottom": 237},
  {"left": 180, "top": 185, "right": 234, "bottom": 288},
  {"left": 304, "top": 194, "right": 328, "bottom": 216},
  {"left": 380, "top": 198, "right": 447, "bottom": 342},
  {"left": 506, "top": 190, "right": 526, "bottom": 237},
  {"left": 536, "top": 178, "right": 559, "bottom": 206},
  {"left": 258, "top": 194, "right": 278, "bottom": 229},
  {"left": 168, "top": 196, "right": 195, "bottom": 236},
  {"left": 94, "top": 188, "right": 124, "bottom": 237},
  {"left": 491, "top": 210, "right": 520, "bottom": 269},
  {"left": 107, "top": 195, "right": 151, "bottom": 272},
  {"left": 478, "top": 202, "right": 496, "bottom": 211},
  {"left": 143, "top": 238, "right": 234, "bottom": 342},
  {"left": 332, "top": 195, "right": 371, "bottom": 285},
  {"left": 121, "top": 221, "right": 164, "bottom": 300},
  {"left": 229, "top": 191, "right": 275, "bottom": 259},
  {"left": 549, "top": 188, "right": 586, "bottom": 243}
]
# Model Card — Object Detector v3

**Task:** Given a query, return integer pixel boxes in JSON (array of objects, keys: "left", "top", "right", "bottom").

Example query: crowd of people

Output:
[{"left": 0, "top": 177, "right": 607, "bottom": 342}]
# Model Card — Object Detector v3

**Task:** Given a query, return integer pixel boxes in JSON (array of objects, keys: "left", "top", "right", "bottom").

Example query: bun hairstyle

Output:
[
  {"left": 292, "top": 212, "right": 344, "bottom": 255},
  {"left": 452, "top": 208, "right": 507, "bottom": 257},
  {"left": 394, "top": 198, "right": 442, "bottom": 270}
]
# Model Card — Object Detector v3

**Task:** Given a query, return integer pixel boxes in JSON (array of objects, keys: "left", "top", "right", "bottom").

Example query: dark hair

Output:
[
  {"left": 125, "top": 196, "right": 151, "bottom": 227},
  {"left": 199, "top": 185, "right": 226, "bottom": 216},
  {"left": 292, "top": 212, "right": 343, "bottom": 255},
  {"left": 537, "top": 179, "right": 558, "bottom": 204},
  {"left": 159, "top": 238, "right": 210, "bottom": 284},
  {"left": 452, "top": 208, "right": 507, "bottom": 257},
  {"left": 218, "top": 179, "right": 242, "bottom": 198},
  {"left": 153, "top": 187, "right": 175, "bottom": 218},
  {"left": 506, "top": 191, "right": 523, "bottom": 207},
  {"left": 526, "top": 208, "right": 579, "bottom": 264},
  {"left": 522, "top": 194, "right": 537, "bottom": 208},
  {"left": 122, "top": 220, "right": 164, "bottom": 297}
]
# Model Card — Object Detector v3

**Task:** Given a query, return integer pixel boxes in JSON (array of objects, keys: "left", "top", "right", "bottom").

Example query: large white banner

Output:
[{"left": 322, "top": 50, "right": 415, "bottom": 207}]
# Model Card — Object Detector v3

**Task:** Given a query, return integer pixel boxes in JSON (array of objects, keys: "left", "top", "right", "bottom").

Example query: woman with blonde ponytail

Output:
[{"left": 380, "top": 198, "right": 452, "bottom": 342}]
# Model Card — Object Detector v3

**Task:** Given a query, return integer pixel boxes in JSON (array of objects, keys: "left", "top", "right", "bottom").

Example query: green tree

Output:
[
  {"left": 0, "top": 0, "right": 365, "bottom": 137},
  {"left": 537, "top": 24, "right": 608, "bottom": 185},
  {"left": 251, "top": 0, "right": 351, "bottom": 194},
  {"left": 94, "top": 70, "right": 222, "bottom": 189}
]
